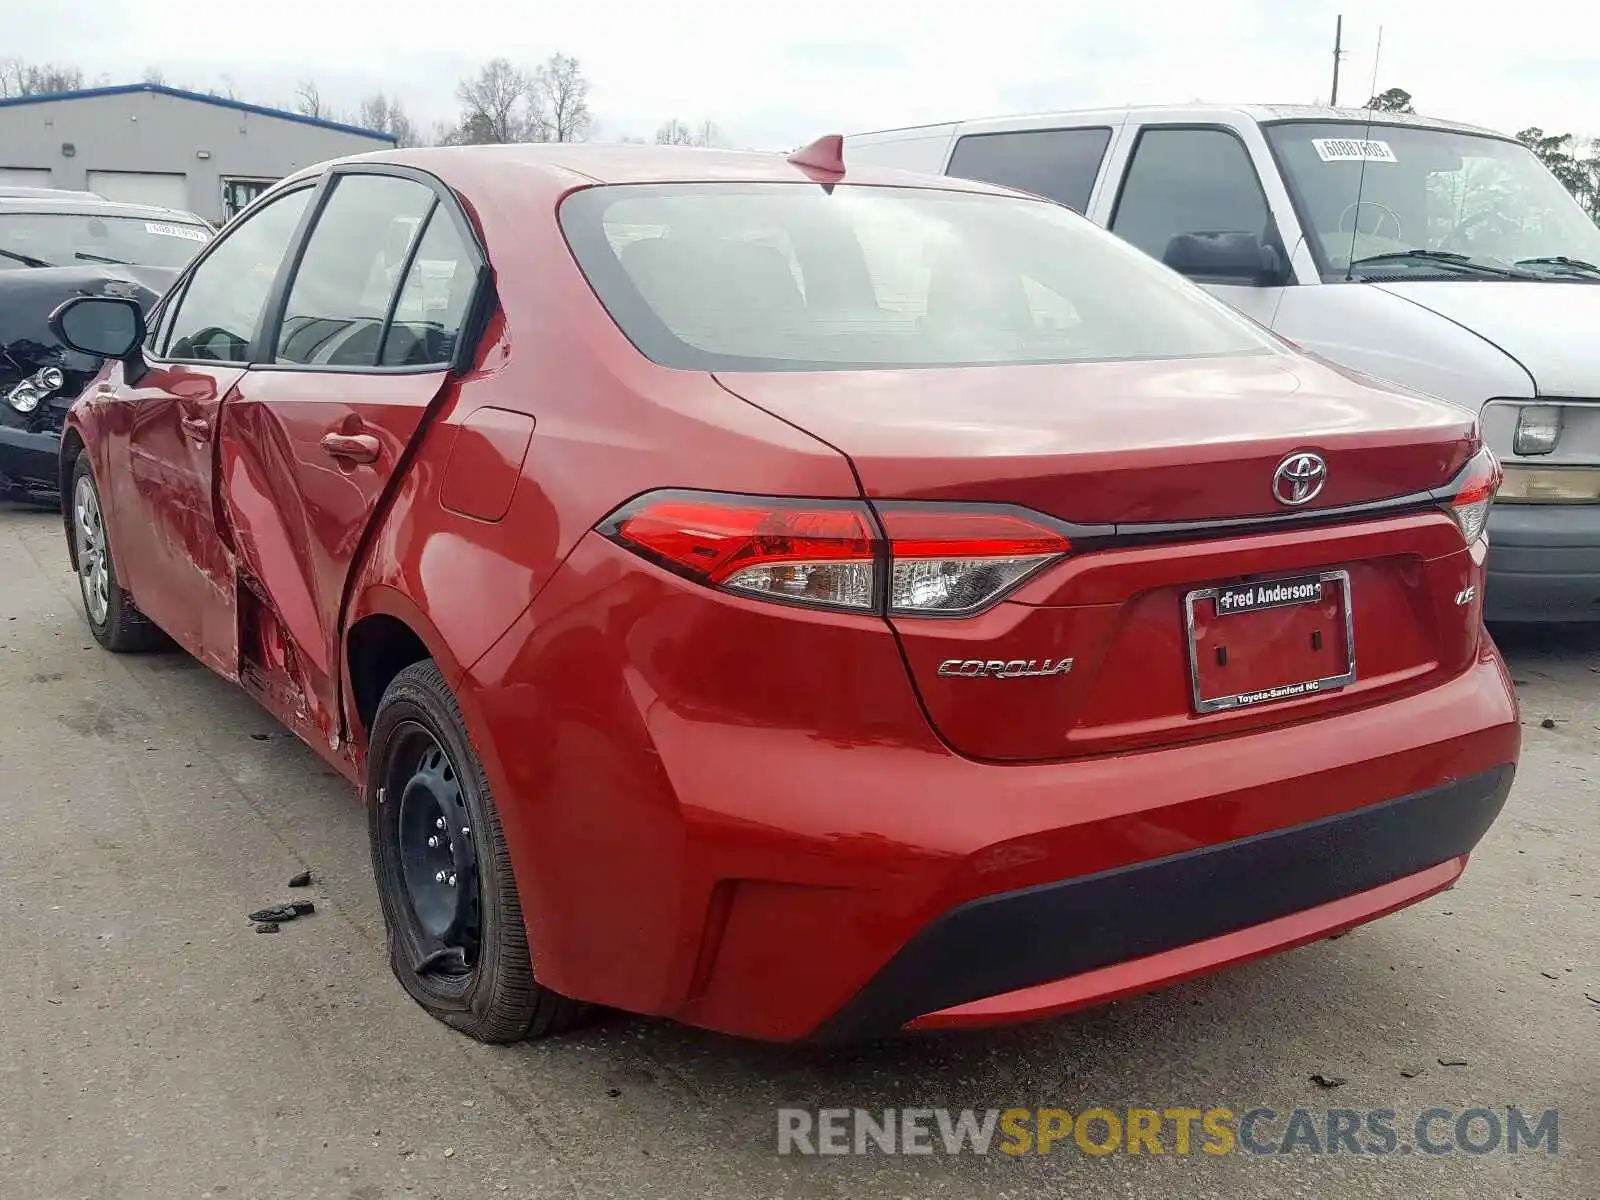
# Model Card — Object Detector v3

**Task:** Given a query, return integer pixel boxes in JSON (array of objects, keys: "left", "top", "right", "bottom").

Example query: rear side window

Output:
[
  {"left": 946, "top": 127, "right": 1112, "bottom": 212},
  {"left": 1111, "top": 127, "right": 1272, "bottom": 259},
  {"left": 381, "top": 209, "right": 478, "bottom": 367},
  {"left": 560, "top": 182, "right": 1274, "bottom": 373},
  {"left": 273, "top": 174, "right": 436, "bottom": 368}
]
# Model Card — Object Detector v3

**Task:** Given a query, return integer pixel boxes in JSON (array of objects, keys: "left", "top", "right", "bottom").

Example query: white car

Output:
[{"left": 846, "top": 104, "right": 1600, "bottom": 622}]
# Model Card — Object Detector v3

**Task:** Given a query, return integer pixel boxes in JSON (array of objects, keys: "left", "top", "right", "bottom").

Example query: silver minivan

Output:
[{"left": 846, "top": 105, "right": 1600, "bottom": 621}]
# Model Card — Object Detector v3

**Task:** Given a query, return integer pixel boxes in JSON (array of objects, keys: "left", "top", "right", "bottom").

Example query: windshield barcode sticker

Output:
[
  {"left": 145, "top": 221, "right": 209, "bottom": 242},
  {"left": 1312, "top": 138, "right": 1397, "bottom": 163}
]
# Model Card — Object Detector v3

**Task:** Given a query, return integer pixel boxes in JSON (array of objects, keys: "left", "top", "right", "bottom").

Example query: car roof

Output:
[
  {"left": 296, "top": 142, "right": 1022, "bottom": 196},
  {"left": 850, "top": 102, "right": 1509, "bottom": 143},
  {"left": 0, "top": 195, "right": 211, "bottom": 224},
  {"left": 0, "top": 184, "right": 104, "bottom": 200}
]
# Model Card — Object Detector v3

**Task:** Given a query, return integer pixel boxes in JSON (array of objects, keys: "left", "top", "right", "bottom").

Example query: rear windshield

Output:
[
  {"left": 0, "top": 212, "right": 211, "bottom": 270},
  {"left": 559, "top": 183, "right": 1275, "bottom": 372}
]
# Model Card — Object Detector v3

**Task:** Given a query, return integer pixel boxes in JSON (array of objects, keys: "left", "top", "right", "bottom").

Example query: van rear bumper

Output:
[{"left": 1486, "top": 504, "right": 1600, "bottom": 622}]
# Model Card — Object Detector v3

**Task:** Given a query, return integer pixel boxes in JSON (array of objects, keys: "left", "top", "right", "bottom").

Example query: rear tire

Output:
[
  {"left": 69, "top": 452, "right": 166, "bottom": 653},
  {"left": 367, "top": 659, "right": 585, "bottom": 1042}
]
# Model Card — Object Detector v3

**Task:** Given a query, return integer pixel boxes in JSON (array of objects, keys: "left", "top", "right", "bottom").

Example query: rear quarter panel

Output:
[{"left": 340, "top": 175, "right": 857, "bottom": 735}]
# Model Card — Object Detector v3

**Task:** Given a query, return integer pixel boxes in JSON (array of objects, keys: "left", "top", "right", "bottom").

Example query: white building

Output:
[{"left": 0, "top": 83, "right": 396, "bottom": 223}]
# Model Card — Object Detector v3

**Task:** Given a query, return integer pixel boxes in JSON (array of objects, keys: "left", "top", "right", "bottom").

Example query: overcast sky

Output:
[{"left": 3, "top": 0, "right": 1595, "bottom": 147}]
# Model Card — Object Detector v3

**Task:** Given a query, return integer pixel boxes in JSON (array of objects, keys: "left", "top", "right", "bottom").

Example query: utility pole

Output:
[{"left": 1331, "top": 14, "right": 1344, "bottom": 107}]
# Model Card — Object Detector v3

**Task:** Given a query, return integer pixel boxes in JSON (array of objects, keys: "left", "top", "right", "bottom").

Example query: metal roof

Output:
[
  {"left": 851, "top": 102, "right": 1509, "bottom": 142},
  {"left": 0, "top": 83, "right": 397, "bottom": 144},
  {"left": 315, "top": 141, "right": 1024, "bottom": 193}
]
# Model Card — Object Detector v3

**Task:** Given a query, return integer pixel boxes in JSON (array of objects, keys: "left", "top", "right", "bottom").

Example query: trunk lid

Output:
[
  {"left": 714, "top": 353, "right": 1475, "bottom": 523},
  {"left": 716, "top": 352, "right": 1484, "bottom": 761}
]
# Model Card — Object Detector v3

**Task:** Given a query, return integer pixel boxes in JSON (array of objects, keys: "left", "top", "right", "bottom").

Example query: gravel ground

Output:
[{"left": 1, "top": 499, "right": 1595, "bottom": 1200}]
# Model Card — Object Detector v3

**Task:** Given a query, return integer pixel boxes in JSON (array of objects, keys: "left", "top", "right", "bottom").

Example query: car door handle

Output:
[
  {"left": 180, "top": 415, "right": 212, "bottom": 442},
  {"left": 320, "top": 432, "right": 381, "bottom": 464}
]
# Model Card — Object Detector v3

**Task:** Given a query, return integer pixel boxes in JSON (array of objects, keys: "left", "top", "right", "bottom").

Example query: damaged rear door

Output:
[{"left": 217, "top": 168, "right": 485, "bottom": 751}]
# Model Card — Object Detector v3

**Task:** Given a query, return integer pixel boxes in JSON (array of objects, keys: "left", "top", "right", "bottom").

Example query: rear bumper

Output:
[
  {"left": 1486, "top": 503, "right": 1600, "bottom": 622},
  {"left": 464, "top": 536, "right": 1522, "bottom": 1043},
  {"left": 0, "top": 419, "right": 62, "bottom": 493},
  {"left": 821, "top": 767, "right": 1510, "bottom": 1040}
]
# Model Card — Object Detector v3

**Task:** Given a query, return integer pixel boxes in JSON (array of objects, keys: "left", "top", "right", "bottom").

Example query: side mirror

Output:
[
  {"left": 1162, "top": 231, "right": 1289, "bottom": 287},
  {"left": 48, "top": 295, "right": 146, "bottom": 361}
]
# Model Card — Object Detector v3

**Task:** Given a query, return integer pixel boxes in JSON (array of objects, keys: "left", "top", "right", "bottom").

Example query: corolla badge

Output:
[
  {"left": 1272, "top": 452, "right": 1328, "bottom": 506},
  {"left": 937, "top": 658, "right": 1074, "bottom": 679}
]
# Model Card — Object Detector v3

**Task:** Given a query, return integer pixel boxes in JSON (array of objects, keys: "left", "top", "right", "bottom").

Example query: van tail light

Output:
[
  {"left": 877, "top": 507, "right": 1071, "bottom": 615},
  {"left": 1442, "top": 449, "right": 1502, "bottom": 544},
  {"left": 600, "top": 492, "right": 1071, "bottom": 616}
]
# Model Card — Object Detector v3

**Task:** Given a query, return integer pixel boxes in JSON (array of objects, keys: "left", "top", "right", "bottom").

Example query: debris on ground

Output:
[
  {"left": 1437, "top": 1056, "right": 1468, "bottom": 1067},
  {"left": 1540, "top": 717, "right": 1557, "bottom": 729},
  {"left": 1309, "top": 1073, "right": 1347, "bottom": 1089},
  {"left": 1541, "top": 970, "right": 1559, "bottom": 980},
  {"left": 288, "top": 870, "right": 312, "bottom": 888},
  {"left": 1399, "top": 1066, "right": 1425, "bottom": 1079},
  {"left": 255, "top": 922, "right": 280, "bottom": 934},
  {"left": 249, "top": 905, "right": 299, "bottom": 924}
]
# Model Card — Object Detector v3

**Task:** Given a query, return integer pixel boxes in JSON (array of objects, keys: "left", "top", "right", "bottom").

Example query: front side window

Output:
[
  {"left": 163, "top": 187, "right": 312, "bottom": 362},
  {"left": 1265, "top": 121, "right": 1600, "bottom": 278},
  {"left": 1111, "top": 127, "right": 1274, "bottom": 263},
  {"left": 0, "top": 212, "right": 210, "bottom": 271},
  {"left": 273, "top": 175, "right": 435, "bottom": 368},
  {"left": 946, "top": 127, "right": 1112, "bottom": 212},
  {"left": 560, "top": 182, "right": 1275, "bottom": 372}
]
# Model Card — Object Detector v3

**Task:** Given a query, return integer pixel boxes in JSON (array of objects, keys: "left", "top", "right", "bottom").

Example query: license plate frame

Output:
[{"left": 1183, "top": 569, "right": 1357, "bottom": 714}]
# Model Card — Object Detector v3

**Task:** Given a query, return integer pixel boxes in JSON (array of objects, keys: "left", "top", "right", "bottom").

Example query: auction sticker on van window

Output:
[
  {"left": 1311, "top": 138, "right": 1397, "bottom": 163},
  {"left": 1214, "top": 575, "right": 1324, "bottom": 616},
  {"left": 145, "top": 221, "right": 209, "bottom": 242}
]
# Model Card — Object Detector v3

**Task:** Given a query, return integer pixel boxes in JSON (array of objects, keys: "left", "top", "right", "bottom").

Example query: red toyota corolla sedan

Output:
[{"left": 49, "top": 139, "right": 1519, "bottom": 1043}]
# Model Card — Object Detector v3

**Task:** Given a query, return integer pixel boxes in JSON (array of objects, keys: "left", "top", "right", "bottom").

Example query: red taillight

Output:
[
  {"left": 609, "top": 494, "right": 877, "bottom": 610},
  {"left": 877, "top": 506, "right": 1070, "bottom": 615},
  {"left": 1444, "top": 449, "right": 1502, "bottom": 544},
  {"left": 601, "top": 493, "right": 1073, "bottom": 616}
]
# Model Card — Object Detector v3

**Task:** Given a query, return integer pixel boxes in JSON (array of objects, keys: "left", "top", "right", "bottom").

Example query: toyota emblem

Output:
[{"left": 1272, "top": 452, "right": 1327, "bottom": 506}]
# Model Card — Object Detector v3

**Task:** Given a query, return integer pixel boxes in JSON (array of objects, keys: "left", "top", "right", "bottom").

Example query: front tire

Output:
[
  {"left": 367, "top": 659, "right": 584, "bottom": 1042},
  {"left": 69, "top": 452, "right": 165, "bottom": 653}
]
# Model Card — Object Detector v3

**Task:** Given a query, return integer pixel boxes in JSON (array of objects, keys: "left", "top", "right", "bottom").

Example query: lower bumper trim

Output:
[{"left": 814, "top": 764, "right": 1514, "bottom": 1041}]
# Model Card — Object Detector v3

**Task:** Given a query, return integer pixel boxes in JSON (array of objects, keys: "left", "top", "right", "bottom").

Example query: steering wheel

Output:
[{"left": 1336, "top": 200, "right": 1403, "bottom": 243}]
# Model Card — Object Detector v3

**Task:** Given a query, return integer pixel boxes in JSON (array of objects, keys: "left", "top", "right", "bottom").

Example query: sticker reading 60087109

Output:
[
  {"left": 145, "top": 221, "right": 209, "bottom": 242},
  {"left": 1312, "top": 138, "right": 1397, "bottom": 163}
]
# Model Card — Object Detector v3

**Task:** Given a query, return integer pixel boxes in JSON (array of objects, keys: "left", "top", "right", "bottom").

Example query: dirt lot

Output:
[{"left": 1, "top": 499, "right": 1595, "bottom": 1200}]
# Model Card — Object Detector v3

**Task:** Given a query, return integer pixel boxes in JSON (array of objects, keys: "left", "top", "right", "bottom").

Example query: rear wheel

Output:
[
  {"left": 367, "top": 659, "right": 584, "bottom": 1042},
  {"left": 69, "top": 452, "right": 165, "bottom": 652}
]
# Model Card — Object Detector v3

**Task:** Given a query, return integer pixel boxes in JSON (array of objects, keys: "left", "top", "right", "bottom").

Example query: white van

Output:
[{"left": 846, "top": 105, "right": 1600, "bottom": 622}]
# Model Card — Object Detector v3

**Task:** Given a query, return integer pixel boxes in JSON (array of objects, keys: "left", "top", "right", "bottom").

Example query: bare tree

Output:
[
  {"left": 0, "top": 59, "right": 85, "bottom": 97},
  {"left": 528, "top": 53, "right": 592, "bottom": 143},
  {"left": 655, "top": 117, "right": 722, "bottom": 148},
  {"left": 142, "top": 66, "right": 166, "bottom": 86},
  {"left": 295, "top": 79, "right": 326, "bottom": 118},
  {"left": 358, "top": 93, "right": 420, "bottom": 148},
  {"left": 455, "top": 58, "right": 529, "bottom": 144}
]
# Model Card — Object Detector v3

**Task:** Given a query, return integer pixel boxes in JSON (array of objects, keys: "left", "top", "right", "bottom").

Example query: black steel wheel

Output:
[{"left": 367, "top": 659, "right": 584, "bottom": 1042}]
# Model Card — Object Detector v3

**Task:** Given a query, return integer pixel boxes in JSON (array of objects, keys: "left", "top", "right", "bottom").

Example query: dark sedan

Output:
[{"left": 0, "top": 190, "right": 211, "bottom": 502}]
